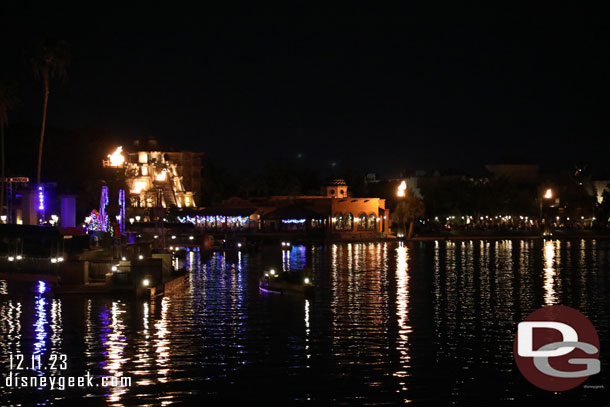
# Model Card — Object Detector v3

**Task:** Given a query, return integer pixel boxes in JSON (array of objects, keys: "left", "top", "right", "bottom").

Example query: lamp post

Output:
[
  {"left": 396, "top": 180, "right": 407, "bottom": 238},
  {"left": 540, "top": 188, "right": 553, "bottom": 233}
]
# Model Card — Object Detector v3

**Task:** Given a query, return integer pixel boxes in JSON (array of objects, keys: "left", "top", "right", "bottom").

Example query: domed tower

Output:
[{"left": 326, "top": 178, "right": 348, "bottom": 198}]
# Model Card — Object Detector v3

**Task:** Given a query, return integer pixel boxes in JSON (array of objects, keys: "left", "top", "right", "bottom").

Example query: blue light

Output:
[
  {"left": 281, "top": 219, "right": 306, "bottom": 224},
  {"left": 38, "top": 185, "right": 45, "bottom": 211},
  {"left": 33, "top": 287, "right": 48, "bottom": 356},
  {"left": 37, "top": 280, "right": 47, "bottom": 294}
]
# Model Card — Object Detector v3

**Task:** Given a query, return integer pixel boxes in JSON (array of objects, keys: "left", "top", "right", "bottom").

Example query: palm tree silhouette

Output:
[
  {"left": 30, "top": 37, "right": 69, "bottom": 186},
  {"left": 0, "top": 79, "right": 16, "bottom": 218}
]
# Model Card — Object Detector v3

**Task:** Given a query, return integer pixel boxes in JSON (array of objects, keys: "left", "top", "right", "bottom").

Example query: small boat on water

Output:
[{"left": 259, "top": 269, "right": 314, "bottom": 296}]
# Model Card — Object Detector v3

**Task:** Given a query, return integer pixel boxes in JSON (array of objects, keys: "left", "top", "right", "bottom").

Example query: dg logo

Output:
[{"left": 513, "top": 305, "right": 601, "bottom": 391}]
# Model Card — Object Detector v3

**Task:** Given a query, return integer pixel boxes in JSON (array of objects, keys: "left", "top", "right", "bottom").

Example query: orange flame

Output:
[
  {"left": 107, "top": 146, "right": 125, "bottom": 167},
  {"left": 397, "top": 180, "right": 407, "bottom": 197}
]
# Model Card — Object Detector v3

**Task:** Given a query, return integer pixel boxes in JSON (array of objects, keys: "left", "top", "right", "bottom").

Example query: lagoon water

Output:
[{"left": 0, "top": 240, "right": 609, "bottom": 405}]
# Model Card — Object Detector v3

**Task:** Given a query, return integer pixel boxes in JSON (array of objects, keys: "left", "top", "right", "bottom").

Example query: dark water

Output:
[{"left": 0, "top": 240, "right": 609, "bottom": 406}]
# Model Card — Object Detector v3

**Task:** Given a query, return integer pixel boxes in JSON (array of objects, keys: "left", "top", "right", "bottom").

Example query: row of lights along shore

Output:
[{"left": 6, "top": 256, "right": 64, "bottom": 263}]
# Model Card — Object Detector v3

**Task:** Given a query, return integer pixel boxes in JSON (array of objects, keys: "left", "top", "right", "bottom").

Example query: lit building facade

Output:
[
  {"left": 176, "top": 179, "right": 391, "bottom": 238},
  {"left": 104, "top": 147, "right": 201, "bottom": 209}
]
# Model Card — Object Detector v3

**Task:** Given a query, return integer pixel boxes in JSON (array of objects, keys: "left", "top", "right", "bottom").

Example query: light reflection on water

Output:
[
  {"left": 393, "top": 242, "right": 411, "bottom": 400},
  {"left": 0, "top": 239, "right": 607, "bottom": 405}
]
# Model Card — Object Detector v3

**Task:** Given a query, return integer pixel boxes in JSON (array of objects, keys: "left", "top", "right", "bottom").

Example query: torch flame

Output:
[
  {"left": 544, "top": 188, "right": 553, "bottom": 199},
  {"left": 397, "top": 180, "right": 407, "bottom": 197},
  {"left": 107, "top": 146, "right": 125, "bottom": 167}
]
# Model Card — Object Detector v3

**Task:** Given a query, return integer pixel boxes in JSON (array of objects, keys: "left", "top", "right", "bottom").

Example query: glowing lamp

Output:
[
  {"left": 304, "top": 277, "right": 311, "bottom": 285},
  {"left": 155, "top": 170, "right": 167, "bottom": 181},
  {"left": 142, "top": 279, "right": 150, "bottom": 287},
  {"left": 131, "top": 181, "right": 147, "bottom": 194}
]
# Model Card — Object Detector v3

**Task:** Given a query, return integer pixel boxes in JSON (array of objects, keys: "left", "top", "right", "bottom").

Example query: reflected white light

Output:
[
  {"left": 543, "top": 240, "right": 558, "bottom": 305},
  {"left": 394, "top": 245, "right": 412, "bottom": 394}
]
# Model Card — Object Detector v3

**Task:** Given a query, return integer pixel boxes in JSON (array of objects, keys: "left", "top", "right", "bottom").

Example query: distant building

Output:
[{"left": 176, "top": 178, "right": 391, "bottom": 239}]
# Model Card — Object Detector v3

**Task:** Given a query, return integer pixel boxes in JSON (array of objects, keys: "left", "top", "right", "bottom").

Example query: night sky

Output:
[{"left": 2, "top": 4, "right": 609, "bottom": 176}]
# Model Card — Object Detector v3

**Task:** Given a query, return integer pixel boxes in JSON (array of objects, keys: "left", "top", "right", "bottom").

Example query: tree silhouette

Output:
[
  {"left": 0, "top": 79, "right": 16, "bottom": 217},
  {"left": 29, "top": 37, "right": 69, "bottom": 185},
  {"left": 392, "top": 189, "right": 425, "bottom": 238}
]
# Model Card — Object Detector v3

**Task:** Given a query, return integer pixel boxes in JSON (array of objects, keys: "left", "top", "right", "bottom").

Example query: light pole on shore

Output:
[
  {"left": 540, "top": 188, "right": 553, "bottom": 232},
  {"left": 397, "top": 180, "right": 407, "bottom": 238}
]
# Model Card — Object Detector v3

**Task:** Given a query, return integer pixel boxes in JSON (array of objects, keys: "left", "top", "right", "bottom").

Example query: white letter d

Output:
[{"left": 518, "top": 322, "right": 577, "bottom": 357}]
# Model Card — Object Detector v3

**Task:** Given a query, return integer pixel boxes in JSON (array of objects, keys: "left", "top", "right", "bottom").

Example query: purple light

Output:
[
  {"left": 118, "top": 189, "right": 126, "bottom": 235},
  {"left": 38, "top": 185, "right": 45, "bottom": 211},
  {"left": 99, "top": 186, "right": 109, "bottom": 232}
]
